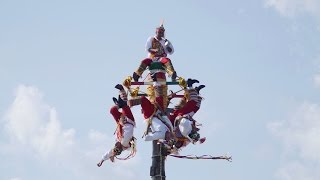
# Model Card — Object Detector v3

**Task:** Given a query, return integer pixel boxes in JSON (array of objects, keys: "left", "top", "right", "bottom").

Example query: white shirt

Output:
[{"left": 145, "top": 36, "right": 174, "bottom": 57}]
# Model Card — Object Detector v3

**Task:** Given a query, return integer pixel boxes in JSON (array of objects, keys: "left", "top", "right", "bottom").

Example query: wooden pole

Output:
[{"left": 150, "top": 140, "right": 166, "bottom": 180}]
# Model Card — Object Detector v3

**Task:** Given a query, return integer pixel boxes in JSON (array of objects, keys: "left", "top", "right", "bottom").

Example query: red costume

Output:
[
  {"left": 169, "top": 87, "right": 203, "bottom": 124},
  {"left": 110, "top": 105, "right": 135, "bottom": 145}
]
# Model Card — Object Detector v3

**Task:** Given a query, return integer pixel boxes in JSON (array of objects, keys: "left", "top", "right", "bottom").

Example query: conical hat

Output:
[{"left": 157, "top": 19, "right": 165, "bottom": 31}]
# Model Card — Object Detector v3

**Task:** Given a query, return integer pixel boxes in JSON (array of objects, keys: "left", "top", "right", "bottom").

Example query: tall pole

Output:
[{"left": 150, "top": 140, "right": 166, "bottom": 180}]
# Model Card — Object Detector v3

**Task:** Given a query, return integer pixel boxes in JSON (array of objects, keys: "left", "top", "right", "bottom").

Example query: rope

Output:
[
  {"left": 115, "top": 138, "right": 137, "bottom": 161},
  {"left": 115, "top": 150, "right": 136, "bottom": 161},
  {"left": 168, "top": 154, "right": 232, "bottom": 162},
  {"left": 168, "top": 88, "right": 185, "bottom": 98},
  {"left": 142, "top": 118, "right": 152, "bottom": 138}
]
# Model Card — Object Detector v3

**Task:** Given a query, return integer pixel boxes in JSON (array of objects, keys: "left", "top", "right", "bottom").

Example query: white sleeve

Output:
[
  {"left": 145, "top": 36, "right": 153, "bottom": 52},
  {"left": 164, "top": 39, "right": 174, "bottom": 55}
]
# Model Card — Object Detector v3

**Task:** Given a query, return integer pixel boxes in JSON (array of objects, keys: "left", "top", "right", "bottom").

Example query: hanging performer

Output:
[
  {"left": 172, "top": 116, "right": 204, "bottom": 150},
  {"left": 97, "top": 84, "right": 136, "bottom": 167},
  {"left": 169, "top": 78, "right": 205, "bottom": 124},
  {"left": 158, "top": 114, "right": 204, "bottom": 154},
  {"left": 160, "top": 78, "right": 206, "bottom": 152},
  {"left": 128, "top": 95, "right": 174, "bottom": 144}
]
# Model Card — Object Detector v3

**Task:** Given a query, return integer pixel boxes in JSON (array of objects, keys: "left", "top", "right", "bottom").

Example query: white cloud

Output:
[
  {"left": 268, "top": 102, "right": 320, "bottom": 180},
  {"left": 85, "top": 129, "right": 114, "bottom": 160},
  {"left": 275, "top": 161, "right": 319, "bottom": 180},
  {"left": 1, "top": 85, "right": 143, "bottom": 180},
  {"left": 88, "top": 129, "right": 109, "bottom": 142},
  {"left": 3, "top": 85, "right": 75, "bottom": 158},
  {"left": 265, "top": 0, "right": 320, "bottom": 18}
]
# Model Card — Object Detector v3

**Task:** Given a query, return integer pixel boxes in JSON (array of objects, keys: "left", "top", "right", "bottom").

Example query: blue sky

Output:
[{"left": 1, "top": 0, "right": 320, "bottom": 180}]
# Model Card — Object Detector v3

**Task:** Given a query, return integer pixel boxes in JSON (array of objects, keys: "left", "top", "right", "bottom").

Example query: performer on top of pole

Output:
[{"left": 133, "top": 20, "right": 177, "bottom": 82}]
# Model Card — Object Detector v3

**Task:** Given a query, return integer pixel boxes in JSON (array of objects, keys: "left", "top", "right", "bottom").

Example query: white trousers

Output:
[
  {"left": 102, "top": 124, "right": 134, "bottom": 161},
  {"left": 144, "top": 116, "right": 172, "bottom": 141}
]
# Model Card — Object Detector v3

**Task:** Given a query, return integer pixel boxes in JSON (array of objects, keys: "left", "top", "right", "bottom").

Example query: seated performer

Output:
[
  {"left": 133, "top": 23, "right": 177, "bottom": 82},
  {"left": 97, "top": 84, "right": 135, "bottom": 166}
]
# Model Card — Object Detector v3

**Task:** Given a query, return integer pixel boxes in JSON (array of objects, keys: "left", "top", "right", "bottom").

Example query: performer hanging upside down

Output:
[
  {"left": 172, "top": 116, "right": 203, "bottom": 150},
  {"left": 169, "top": 78, "right": 205, "bottom": 124},
  {"left": 97, "top": 84, "right": 135, "bottom": 167},
  {"left": 128, "top": 95, "right": 174, "bottom": 144},
  {"left": 158, "top": 115, "right": 204, "bottom": 155},
  {"left": 150, "top": 78, "right": 205, "bottom": 153}
]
